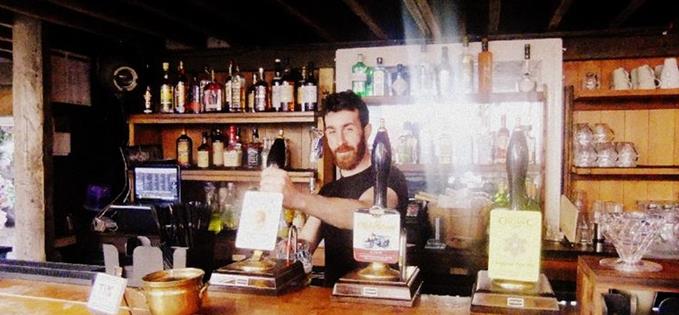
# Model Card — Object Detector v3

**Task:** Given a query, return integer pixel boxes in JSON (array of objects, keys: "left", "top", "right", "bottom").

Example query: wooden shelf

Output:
[
  {"left": 362, "top": 91, "right": 545, "bottom": 106},
  {"left": 128, "top": 112, "right": 316, "bottom": 125},
  {"left": 574, "top": 88, "right": 679, "bottom": 102},
  {"left": 571, "top": 165, "right": 679, "bottom": 179},
  {"left": 397, "top": 163, "right": 542, "bottom": 174},
  {"left": 181, "top": 168, "right": 315, "bottom": 183}
]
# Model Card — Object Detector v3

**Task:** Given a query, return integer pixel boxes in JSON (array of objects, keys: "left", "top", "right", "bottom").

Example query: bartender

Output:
[{"left": 260, "top": 90, "right": 409, "bottom": 286}]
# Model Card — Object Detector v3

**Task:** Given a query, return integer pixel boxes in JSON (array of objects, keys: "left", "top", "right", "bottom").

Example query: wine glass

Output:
[{"left": 599, "top": 211, "right": 666, "bottom": 272}]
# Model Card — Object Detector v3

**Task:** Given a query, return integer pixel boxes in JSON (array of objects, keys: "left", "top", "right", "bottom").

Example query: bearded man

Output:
[{"left": 260, "top": 90, "right": 408, "bottom": 286}]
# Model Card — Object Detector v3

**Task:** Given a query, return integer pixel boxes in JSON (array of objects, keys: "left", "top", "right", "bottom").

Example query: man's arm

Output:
[
  {"left": 260, "top": 167, "right": 399, "bottom": 230},
  {"left": 298, "top": 216, "right": 322, "bottom": 253}
]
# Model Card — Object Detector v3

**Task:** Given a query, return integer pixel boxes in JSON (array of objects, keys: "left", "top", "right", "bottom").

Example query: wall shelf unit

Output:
[
  {"left": 180, "top": 168, "right": 316, "bottom": 183},
  {"left": 361, "top": 91, "right": 545, "bottom": 106}
]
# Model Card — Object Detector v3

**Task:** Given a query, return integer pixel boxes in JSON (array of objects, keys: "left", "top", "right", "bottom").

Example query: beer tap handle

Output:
[
  {"left": 507, "top": 128, "right": 529, "bottom": 210},
  {"left": 372, "top": 119, "right": 392, "bottom": 210}
]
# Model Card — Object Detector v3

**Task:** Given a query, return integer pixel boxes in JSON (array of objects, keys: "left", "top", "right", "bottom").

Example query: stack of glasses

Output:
[{"left": 573, "top": 123, "right": 638, "bottom": 167}]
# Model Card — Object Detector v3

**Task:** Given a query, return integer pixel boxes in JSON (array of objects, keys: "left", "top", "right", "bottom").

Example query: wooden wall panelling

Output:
[
  {"left": 597, "top": 180, "right": 623, "bottom": 204},
  {"left": 0, "top": 85, "right": 11, "bottom": 115},
  {"left": 648, "top": 109, "right": 675, "bottom": 165},
  {"left": 623, "top": 181, "right": 647, "bottom": 210},
  {"left": 623, "top": 110, "right": 648, "bottom": 165}
]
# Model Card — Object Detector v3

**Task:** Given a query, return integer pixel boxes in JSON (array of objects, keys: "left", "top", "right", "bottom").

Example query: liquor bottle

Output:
[
  {"left": 143, "top": 85, "right": 152, "bottom": 114},
  {"left": 493, "top": 114, "right": 510, "bottom": 164},
  {"left": 371, "top": 57, "right": 388, "bottom": 97},
  {"left": 223, "top": 61, "right": 233, "bottom": 111},
  {"left": 247, "top": 72, "right": 257, "bottom": 112},
  {"left": 211, "top": 128, "right": 225, "bottom": 167},
  {"left": 221, "top": 182, "right": 240, "bottom": 230},
  {"left": 298, "top": 64, "right": 318, "bottom": 111},
  {"left": 281, "top": 59, "right": 296, "bottom": 112},
  {"left": 197, "top": 131, "right": 211, "bottom": 169},
  {"left": 391, "top": 64, "right": 409, "bottom": 96},
  {"left": 174, "top": 61, "right": 188, "bottom": 113},
  {"left": 254, "top": 67, "right": 270, "bottom": 112},
  {"left": 517, "top": 44, "right": 537, "bottom": 92},
  {"left": 271, "top": 58, "right": 284, "bottom": 112},
  {"left": 188, "top": 76, "right": 201, "bottom": 113},
  {"left": 478, "top": 38, "right": 493, "bottom": 95},
  {"left": 244, "top": 127, "right": 262, "bottom": 168},
  {"left": 204, "top": 69, "right": 223, "bottom": 112},
  {"left": 176, "top": 128, "right": 192, "bottom": 168},
  {"left": 437, "top": 47, "right": 453, "bottom": 96},
  {"left": 459, "top": 35, "right": 474, "bottom": 94},
  {"left": 473, "top": 114, "right": 494, "bottom": 165},
  {"left": 223, "top": 125, "right": 242, "bottom": 168},
  {"left": 351, "top": 53, "right": 368, "bottom": 96},
  {"left": 267, "top": 129, "right": 287, "bottom": 169},
  {"left": 159, "top": 62, "right": 174, "bottom": 113},
  {"left": 230, "top": 64, "right": 245, "bottom": 112},
  {"left": 296, "top": 65, "right": 306, "bottom": 108},
  {"left": 198, "top": 66, "right": 211, "bottom": 112},
  {"left": 412, "top": 44, "right": 435, "bottom": 96},
  {"left": 261, "top": 138, "right": 271, "bottom": 169}
]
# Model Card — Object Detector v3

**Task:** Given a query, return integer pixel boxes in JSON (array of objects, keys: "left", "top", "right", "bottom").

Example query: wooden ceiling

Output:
[{"left": 0, "top": 0, "right": 677, "bottom": 60}]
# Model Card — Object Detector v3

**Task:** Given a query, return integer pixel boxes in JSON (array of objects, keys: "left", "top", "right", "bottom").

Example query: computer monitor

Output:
[{"left": 133, "top": 164, "right": 181, "bottom": 205}]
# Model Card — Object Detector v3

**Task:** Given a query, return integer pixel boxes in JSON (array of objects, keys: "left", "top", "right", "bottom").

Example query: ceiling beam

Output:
[
  {"left": 548, "top": 0, "right": 574, "bottom": 31},
  {"left": 488, "top": 0, "right": 501, "bottom": 34},
  {"left": 0, "top": 25, "right": 10, "bottom": 41},
  {"left": 402, "top": 0, "right": 431, "bottom": 39},
  {"left": 272, "top": 0, "right": 336, "bottom": 42},
  {"left": 44, "top": 0, "right": 204, "bottom": 47},
  {"left": 342, "top": 0, "right": 388, "bottom": 40},
  {"left": 414, "top": 0, "right": 442, "bottom": 42},
  {"left": 610, "top": 0, "right": 647, "bottom": 28}
]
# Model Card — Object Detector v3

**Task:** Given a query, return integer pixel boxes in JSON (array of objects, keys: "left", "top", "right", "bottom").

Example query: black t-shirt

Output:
[{"left": 318, "top": 165, "right": 409, "bottom": 286}]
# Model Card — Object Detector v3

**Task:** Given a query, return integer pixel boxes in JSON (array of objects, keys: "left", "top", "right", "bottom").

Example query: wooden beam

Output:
[
  {"left": 341, "top": 0, "right": 388, "bottom": 40},
  {"left": 44, "top": 0, "right": 204, "bottom": 47},
  {"left": 402, "top": 0, "right": 431, "bottom": 38},
  {"left": 12, "top": 14, "right": 51, "bottom": 261},
  {"left": 548, "top": 0, "right": 574, "bottom": 31},
  {"left": 488, "top": 0, "right": 501, "bottom": 34},
  {"left": 0, "top": 26, "right": 10, "bottom": 41},
  {"left": 610, "top": 0, "right": 647, "bottom": 28},
  {"left": 272, "top": 0, "right": 336, "bottom": 42},
  {"left": 415, "top": 0, "right": 442, "bottom": 42},
  {"left": 0, "top": 49, "right": 10, "bottom": 59}
]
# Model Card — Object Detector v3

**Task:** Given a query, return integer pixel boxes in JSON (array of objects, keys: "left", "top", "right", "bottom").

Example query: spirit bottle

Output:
[
  {"left": 517, "top": 44, "right": 537, "bottom": 92},
  {"left": 204, "top": 69, "right": 223, "bottom": 112},
  {"left": 493, "top": 114, "right": 510, "bottom": 164},
  {"left": 271, "top": 58, "right": 284, "bottom": 111},
  {"left": 174, "top": 61, "right": 187, "bottom": 113},
  {"left": 246, "top": 72, "right": 257, "bottom": 112},
  {"left": 281, "top": 59, "right": 296, "bottom": 111},
  {"left": 267, "top": 130, "right": 287, "bottom": 169},
  {"left": 224, "top": 61, "right": 233, "bottom": 110},
  {"left": 223, "top": 126, "right": 242, "bottom": 168},
  {"left": 254, "top": 67, "right": 270, "bottom": 112},
  {"left": 196, "top": 132, "right": 211, "bottom": 169},
  {"left": 230, "top": 65, "right": 245, "bottom": 112},
  {"left": 176, "top": 128, "right": 192, "bottom": 168},
  {"left": 351, "top": 53, "right": 368, "bottom": 96},
  {"left": 188, "top": 76, "right": 201, "bottom": 113},
  {"left": 459, "top": 35, "right": 474, "bottom": 94},
  {"left": 391, "top": 64, "right": 409, "bottom": 96},
  {"left": 298, "top": 64, "right": 318, "bottom": 111},
  {"left": 244, "top": 127, "right": 262, "bottom": 169},
  {"left": 437, "top": 47, "right": 453, "bottom": 96},
  {"left": 371, "top": 57, "right": 388, "bottom": 96},
  {"left": 211, "top": 128, "right": 225, "bottom": 167},
  {"left": 478, "top": 38, "right": 493, "bottom": 95},
  {"left": 198, "top": 66, "right": 211, "bottom": 112},
  {"left": 143, "top": 86, "right": 152, "bottom": 114},
  {"left": 159, "top": 62, "right": 174, "bottom": 113},
  {"left": 412, "top": 44, "right": 435, "bottom": 96}
]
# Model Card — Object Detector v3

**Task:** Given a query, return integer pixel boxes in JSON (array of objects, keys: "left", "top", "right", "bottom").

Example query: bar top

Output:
[{"left": 0, "top": 278, "right": 472, "bottom": 314}]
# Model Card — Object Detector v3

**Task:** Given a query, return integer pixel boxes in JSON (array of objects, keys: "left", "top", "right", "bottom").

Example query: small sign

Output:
[
  {"left": 235, "top": 191, "right": 283, "bottom": 251},
  {"left": 87, "top": 272, "right": 128, "bottom": 315},
  {"left": 507, "top": 296, "right": 525, "bottom": 308},
  {"left": 488, "top": 209, "right": 542, "bottom": 283},
  {"left": 353, "top": 209, "right": 400, "bottom": 263}
]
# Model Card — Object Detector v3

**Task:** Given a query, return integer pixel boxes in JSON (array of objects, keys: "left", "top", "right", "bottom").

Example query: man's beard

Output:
[{"left": 332, "top": 136, "right": 367, "bottom": 171}]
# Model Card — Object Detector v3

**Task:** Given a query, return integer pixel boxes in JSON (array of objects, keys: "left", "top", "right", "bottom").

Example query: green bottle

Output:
[{"left": 351, "top": 53, "right": 368, "bottom": 96}]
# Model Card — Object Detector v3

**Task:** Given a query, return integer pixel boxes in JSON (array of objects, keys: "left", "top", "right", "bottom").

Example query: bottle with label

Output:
[
  {"left": 254, "top": 67, "right": 270, "bottom": 112},
  {"left": 176, "top": 128, "right": 192, "bottom": 168},
  {"left": 198, "top": 66, "right": 211, "bottom": 112},
  {"left": 230, "top": 65, "right": 245, "bottom": 112},
  {"left": 223, "top": 61, "right": 233, "bottom": 111},
  {"left": 371, "top": 57, "right": 388, "bottom": 97},
  {"left": 223, "top": 126, "right": 242, "bottom": 168},
  {"left": 261, "top": 138, "right": 271, "bottom": 169},
  {"left": 211, "top": 128, "right": 225, "bottom": 167},
  {"left": 159, "top": 62, "right": 174, "bottom": 113},
  {"left": 351, "top": 53, "right": 368, "bottom": 96},
  {"left": 298, "top": 63, "right": 318, "bottom": 111},
  {"left": 459, "top": 35, "right": 474, "bottom": 94},
  {"left": 478, "top": 38, "right": 493, "bottom": 95},
  {"left": 517, "top": 44, "right": 537, "bottom": 92},
  {"left": 281, "top": 59, "right": 296, "bottom": 112},
  {"left": 271, "top": 58, "right": 284, "bottom": 112},
  {"left": 221, "top": 182, "right": 240, "bottom": 230},
  {"left": 437, "top": 47, "right": 453, "bottom": 96},
  {"left": 473, "top": 114, "right": 494, "bottom": 165},
  {"left": 412, "top": 44, "right": 435, "bottom": 96},
  {"left": 174, "top": 61, "right": 187, "bottom": 113},
  {"left": 244, "top": 127, "right": 262, "bottom": 168},
  {"left": 188, "top": 76, "right": 201, "bottom": 113},
  {"left": 267, "top": 130, "right": 287, "bottom": 169},
  {"left": 493, "top": 114, "right": 510, "bottom": 164},
  {"left": 197, "top": 132, "right": 211, "bottom": 169},
  {"left": 391, "top": 64, "right": 409, "bottom": 96},
  {"left": 143, "top": 86, "right": 152, "bottom": 114},
  {"left": 204, "top": 69, "right": 223, "bottom": 112},
  {"left": 247, "top": 72, "right": 257, "bottom": 112}
]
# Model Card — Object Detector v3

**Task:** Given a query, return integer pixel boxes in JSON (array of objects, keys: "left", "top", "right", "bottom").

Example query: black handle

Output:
[
  {"left": 506, "top": 128, "right": 529, "bottom": 210},
  {"left": 372, "top": 122, "right": 391, "bottom": 209}
]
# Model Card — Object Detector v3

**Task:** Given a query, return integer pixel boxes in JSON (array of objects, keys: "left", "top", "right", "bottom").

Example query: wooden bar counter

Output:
[{"left": 0, "top": 278, "right": 472, "bottom": 314}]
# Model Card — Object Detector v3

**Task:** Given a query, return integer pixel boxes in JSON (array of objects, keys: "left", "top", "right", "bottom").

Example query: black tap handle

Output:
[
  {"left": 507, "top": 128, "right": 529, "bottom": 210},
  {"left": 372, "top": 120, "right": 391, "bottom": 209}
]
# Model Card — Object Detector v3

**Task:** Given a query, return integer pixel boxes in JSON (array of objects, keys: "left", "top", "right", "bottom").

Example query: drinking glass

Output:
[
  {"left": 592, "top": 123, "right": 615, "bottom": 144},
  {"left": 599, "top": 211, "right": 666, "bottom": 272},
  {"left": 574, "top": 123, "right": 593, "bottom": 146},
  {"left": 616, "top": 142, "right": 638, "bottom": 167},
  {"left": 573, "top": 144, "right": 597, "bottom": 167},
  {"left": 595, "top": 142, "right": 617, "bottom": 167}
]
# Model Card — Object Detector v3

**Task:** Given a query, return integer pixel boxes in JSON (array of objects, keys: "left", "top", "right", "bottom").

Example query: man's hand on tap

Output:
[{"left": 260, "top": 166, "right": 305, "bottom": 210}]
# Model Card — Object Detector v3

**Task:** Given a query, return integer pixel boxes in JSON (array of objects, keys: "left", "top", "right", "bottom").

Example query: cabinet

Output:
[{"left": 564, "top": 57, "right": 679, "bottom": 210}]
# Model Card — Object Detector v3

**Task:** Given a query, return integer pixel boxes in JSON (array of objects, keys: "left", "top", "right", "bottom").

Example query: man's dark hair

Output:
[{"left": 321, "top": 90, "right": 369, "bottom": 128}]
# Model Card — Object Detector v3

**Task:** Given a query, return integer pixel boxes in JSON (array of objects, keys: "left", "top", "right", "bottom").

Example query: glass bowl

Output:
[{"left": 599, "top": 211, "right": 666, "bottom": 272}]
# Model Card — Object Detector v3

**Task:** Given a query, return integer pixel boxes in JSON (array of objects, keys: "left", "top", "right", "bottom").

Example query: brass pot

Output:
[{"left": 141, "top": 268, "right": 208, "bottom": 315}]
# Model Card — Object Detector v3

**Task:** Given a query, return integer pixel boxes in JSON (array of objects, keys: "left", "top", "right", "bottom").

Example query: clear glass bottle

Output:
[
  {"left": 198, "top": 66, "right": 211, "bottom": 112},
  {"left": 176, "top": 128, "right": 192, "bottom": 168},
  {"left": 351, "top": 53, "right": 368, "bottom": 96},
  {"left": 230, "top": 64, "right": 245, "bottom": 112},
  {"left": 173, "top": 61, "right": 187, "bottom": 113},
  {"left": 460, "top": 35, "right": 474, "bottom": 94},
  {"left": 261, "top": 138, "right": 271, "bottom": 169},
  {"left": 281, "top": 58, "right": 296, "bottom": 112},
  {"left": 211, "top": 128, "right": 225, "bottom": 167},
  {"left": 223, "top": 125, "right": 242, "bottom": 168},
  {"left": 412, "top": 44, "right": 435, "bottom": 96},
  {"left": 271, "top": 58, "right": 284, "bottom": 112},
  {"left": 517, "top": 44, "right": 537, "bottom": 92},
  {"left": 493, "top": 114, "right": 510, "bottom": 164},
  {"left": 391, "top": 64, "right": 409, "bottom": 96},
  {"left": 254, "top": 67, "right": 270, "bottom": 112},
  {"left": 196, "top": 131, "right": 211, "bottom": 169},
  {"left": 437, "top": 47, "right": 453, "bottom": 96},
  {"left": 204, "top": 69, "right": 223, "bottom": 112},
  {"left": 298, "top": 64, "right": 318, "bottom": 111},
  {"left": 371, "top": 57, "right": 388, "bottom": 97},
  {"left": 159, "top": 62, "right": 174, "bottom": 113},
  {"left": 223, "top": 61, "right": 233, "bottom": 111}
]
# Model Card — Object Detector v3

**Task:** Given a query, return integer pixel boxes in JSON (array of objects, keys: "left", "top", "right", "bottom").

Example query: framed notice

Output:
[
  {"left": 488, "top": 209, "right": 542, "bottom": 283},
  {"left": 353, "top": 209, "right": 401, "bottom": 264},
  {"left": 235, "top": 191, "right": 283, "bottom": 251},
  {"left": 87, "top": 273, "right": 127, "bottom": 315}
]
